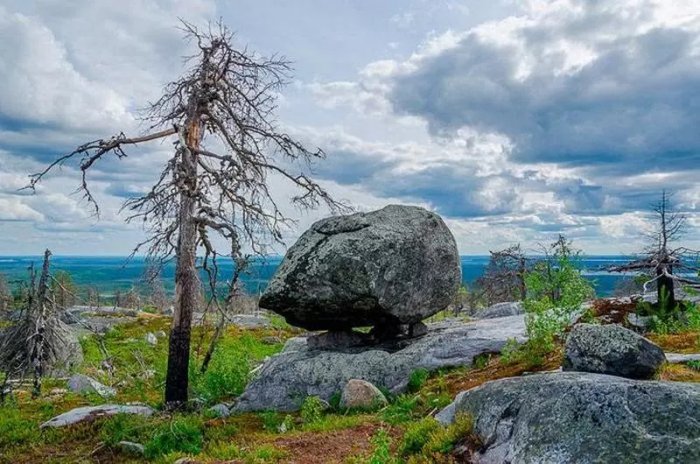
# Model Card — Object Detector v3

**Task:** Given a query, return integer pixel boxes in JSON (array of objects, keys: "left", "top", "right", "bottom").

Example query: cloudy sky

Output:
[{"left": 1, "top": 0, "right": 699, "bottom": 255}]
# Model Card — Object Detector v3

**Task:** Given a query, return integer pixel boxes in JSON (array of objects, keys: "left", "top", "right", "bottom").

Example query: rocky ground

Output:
[
  {"left": 2, "top": 207, "right": 699, "bottom": 463},
  {"left": 1, "top": 296, "right": 699, "bottom": 463}
]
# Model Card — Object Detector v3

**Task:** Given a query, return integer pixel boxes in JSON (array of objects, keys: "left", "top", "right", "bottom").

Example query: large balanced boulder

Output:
[
  {"left": 437, "top": 372, "right": 700, "bottom": 463},
  {"left": 563, "top": 323, "right": 666, "bottom": 379},
  {"left": 234, "top": 315, "right": 526, "bottom": 412},
  {"left": 259, "top": 205, "right": 461, "bottom": 331}
]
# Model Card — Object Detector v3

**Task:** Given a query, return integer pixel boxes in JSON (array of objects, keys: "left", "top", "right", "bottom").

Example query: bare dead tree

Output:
[
  {"left": 25, "top": 20, "right": 344, "bottom": 407},
  {"left": 0, "top": 250, "right": 78, "bottom": 398},
  {"left": 51, "top": 270, "right": 77, "bottom": 310},
  {"left": 476, "top": 244, "right": 529, "bottom": 305},
  {"left": 123, "top": 286, "right": 142, "bottom": 310},
  {"left": 144, "top": 263, "right": 170, "bottom": 312},
  {"left": 609, "top": 191, "right": 700, "bottom": 311}
]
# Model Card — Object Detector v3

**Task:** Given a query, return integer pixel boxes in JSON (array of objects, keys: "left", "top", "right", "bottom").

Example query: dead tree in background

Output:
[
  {"left": 26, "top": 21, "right": 343, "bottom": 407},
  {"left": 145, "top": 263, "right": 170, "bottom": 312},
  {"left": 476, "top": 244, "right": 528, "bottom": 305},
  {"left": 609, "top": 191, "right": 700, "bottom": 310},
  {"left": 0, "top": 250, "right": 78, "bottom": 398},
  {"left": 51, "top": 270, "right": 77, "bottom": 310}
]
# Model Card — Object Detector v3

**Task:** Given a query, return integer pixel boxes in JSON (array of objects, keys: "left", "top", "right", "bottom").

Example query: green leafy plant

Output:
[
  {"left": 522, "top": 235, "right": 594, "bottom": 353},
  {"left": 399, "top": 413, "right": 476, "bottom": 461},
  {"left": 400, "top": 417, "right": 441, "bottom": 455},
  {"left": 300, "top": 396, "right": 326, "bottom": 424},
  {"left": 408, "top": 368, "right": 430, "bottom": 392}
]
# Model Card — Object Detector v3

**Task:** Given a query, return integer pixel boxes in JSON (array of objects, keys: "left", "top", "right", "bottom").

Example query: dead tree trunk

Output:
[
  {"left": 31, "top": 249, "right": 52, "bottom": 398},
  {"left": 164, "top": 121, "right": 201, "bottom": 406},
  {"left": 657, "top": 267, "right": 676, "bottom": 310}
]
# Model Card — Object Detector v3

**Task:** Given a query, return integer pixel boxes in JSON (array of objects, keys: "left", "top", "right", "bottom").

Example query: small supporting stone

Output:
[{"left": 307, "top": 330, "right": 371, "bottom": 350}]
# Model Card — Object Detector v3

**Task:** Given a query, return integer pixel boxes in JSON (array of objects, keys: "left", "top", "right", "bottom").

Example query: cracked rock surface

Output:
[
  {"left": 437, "top": 372, "right": 700, "bottom": 464},
  {"left": 259, "top": 205, "right": 461, "bottom": 331}
]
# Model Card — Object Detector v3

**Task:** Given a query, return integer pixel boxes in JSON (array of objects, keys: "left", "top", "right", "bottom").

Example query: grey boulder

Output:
[
  {"left": 41, "top": 404, "right": 154, "bottom": 428},
  {"left": 563, "top": 323, "right": 666, "bottom": 379},
  {"left": 473, "top": 302, "right": 524, "bottom": 319},
  {"left": 437, "top": 372, "right": 700, "bottom": 464},
  {"left": 230, "top": 313, "right": 271, "bottom": 329},
  {"left": 234, "top": 315, "right": 526, "bottom": 412},
  {"left": 259, "top": 205, "right": 461, "bottom": 331},
  {"left": 208, "top": 403, "right": 231, "bottom": 418},
  {"left": 67, "top": 374, "right": 116, "bottom": 397}
]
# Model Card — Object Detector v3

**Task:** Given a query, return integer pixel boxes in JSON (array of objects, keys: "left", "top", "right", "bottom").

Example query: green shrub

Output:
[
  {"left": 473, "top": 353, "right": 491, "bottom": 370},
  {"left": 642, "top": 301, "right": 700, "bottom": 334},
  {"left": 408, "top": 368, "right": 430, "bottom": 392},
  {"left": 300, "top": 396, "right": 326, "bottom": 424},
  {"left": 144, "top": 416, "right": 204, "bottom": 459},
  {"left": 519, "top": 236, "right": 593, "bottom": 357},
  {"left": 399, "top": 413, "right": 475, "bottom": 460},
  {"left": 400, "top": 417, "right": 441, "bottom": 455},
  {"left": 688, "top": 360, "right": 700, "bottom": 371},
  {"left": 382, "top": 394, "right": 420, "bottom": 425}
]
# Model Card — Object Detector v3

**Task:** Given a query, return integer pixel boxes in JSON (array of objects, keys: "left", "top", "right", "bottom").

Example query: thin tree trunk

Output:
[{"left": 165, "top": 120, "right": 201, "bottom": 407}]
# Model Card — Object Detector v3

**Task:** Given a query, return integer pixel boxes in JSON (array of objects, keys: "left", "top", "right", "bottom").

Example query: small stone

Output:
[
  {"left": 67, "top": 374, "right": 116, "bottom": 398},
  {"left": 340, "top": 379, "right": 388, "bottom": 410},
  {"left": 230, "top": 314, "right": 270, "bottom": 329},
  {"left": 155, "top": 330, "right": 167, "bottom": 338},
  {"left": 209, "top": 403, "right": 230, "bottom": 418},
  {"left": 117, "top": 441, "right": 145, "bottom": 456},
  {"left": 145, "top": 332, "right": 158, "bottom": 346}
]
